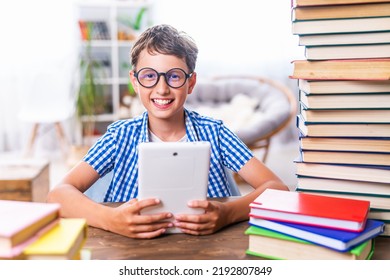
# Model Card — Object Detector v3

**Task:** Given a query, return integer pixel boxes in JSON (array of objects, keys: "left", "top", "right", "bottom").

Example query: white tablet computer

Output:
[{"left": 138, "top": 141, "right": 211, "bottom": 233}]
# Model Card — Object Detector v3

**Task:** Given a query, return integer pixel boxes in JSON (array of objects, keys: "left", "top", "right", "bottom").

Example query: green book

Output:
[{"left": 245, "top": 226, "right": 374, "bottom": 260}]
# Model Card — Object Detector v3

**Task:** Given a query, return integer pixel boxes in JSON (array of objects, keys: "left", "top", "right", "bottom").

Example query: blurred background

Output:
[{"left": 0, "top": 0, "right": 304, "bottom": 189}]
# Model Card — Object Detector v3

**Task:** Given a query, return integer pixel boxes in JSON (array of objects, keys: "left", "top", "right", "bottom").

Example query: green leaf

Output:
[{"left": 133, "top": 7, "right": 147, "bottom": 31}]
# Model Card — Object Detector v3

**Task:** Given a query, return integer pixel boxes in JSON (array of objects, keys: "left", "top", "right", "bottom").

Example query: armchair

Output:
[{"left": 186, "top": 76, "right": 297, "bottom": 162}]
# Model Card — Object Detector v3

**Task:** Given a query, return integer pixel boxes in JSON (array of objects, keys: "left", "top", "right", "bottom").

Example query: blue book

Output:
[{"left": 249, "top": 217, "right": 385, "bottom": 252}]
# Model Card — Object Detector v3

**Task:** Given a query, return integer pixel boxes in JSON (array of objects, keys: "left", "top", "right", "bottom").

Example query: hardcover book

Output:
[
  {"left": 368, "top": 209, "right": 390, "bottom": 220},
  {"left": 297, "top": 79, "right": 390, "bottom": 94},
  {"left": 295, "top": 160, "right": 390, "bottom": 184},
  {"left": 299, "top": 31, "right": 390, "bottom": 46},
  {"left": 300, "top": 150, "right": 390, "bottom": 166},
  {"left": 299, "top": 136, "right": 390, "bottom": 153},
  {"left": 245, "top": 226, "right": 374, "bottom": 260},
  {"left": 300, "top": 106, "right": 390, "bottom": 123},
  {"left": 296, "top": 190, "right": 390, "bottom": 211},
  {"left": 292, "top": 16, "right": 390, "bottom": 35},
  {"left": 299, "top": 90, "right": 390, "bottom": 109},
  {"left": 292, "top": 0, "right": 390, "bottom": 7},
  {"left": 304, "top": 43, "right": 390, "bottom": 60},
  {"left": 290, "top": 59, "right": 390, "bottom": 80},
  {"left": 0, "top": 200, "right": 60, "bottom": 256},
  {"left": 248, "top": 218, "right": 384, "bottom": 252},
  {"left": 381, "top": 221, "right": 390, "bottom": 236},
  {"left": 297, "top": 176, "right": 390, "bottom": 197},
  {"left": 292, "top": 2, "right": 390, "bottom": 21},
  {"left": 23, "top": 218, "right": 87, "bottom": 260},
  {"left": 297, "top": 114, "right": 390, "bottom": 137},
  {"left": 249, "top": 189, "right": 370, "bottom": 232}
]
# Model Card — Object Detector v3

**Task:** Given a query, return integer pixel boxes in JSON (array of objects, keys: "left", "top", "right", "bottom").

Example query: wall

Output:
[{"left": 0, "top": 0, "right": 303, "bottom": 152}]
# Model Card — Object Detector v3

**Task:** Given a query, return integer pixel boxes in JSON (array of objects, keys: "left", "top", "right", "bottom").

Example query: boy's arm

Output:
[
  {"left": 46, "top": 161, "right": 110, "bottom": 230},
  {"left": 225, "top": 156, "right": 289, "bottom": 223},
  {"left": 46, "top": 161, "right": 173, "bottom": 238}
]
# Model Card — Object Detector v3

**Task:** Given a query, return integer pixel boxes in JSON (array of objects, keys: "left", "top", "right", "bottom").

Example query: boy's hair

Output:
[{"left": 130, "top": 24, "right": 198, "bottom": 73}]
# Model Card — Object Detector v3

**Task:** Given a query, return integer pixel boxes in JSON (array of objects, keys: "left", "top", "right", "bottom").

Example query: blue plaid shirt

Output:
[{"left": 84, "top": 108, "right": 253, "bottom": 202}]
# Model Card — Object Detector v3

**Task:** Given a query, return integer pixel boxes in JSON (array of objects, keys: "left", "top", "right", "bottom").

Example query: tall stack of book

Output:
[
  {"left": 289, "top": 0, "right": 390, "bottom": 236},
  {"left": 245, "top": 189, "right": 385, "bottom": 260},
  {"left": 0, "top": 200, "right": 88, "bottom": 260}
]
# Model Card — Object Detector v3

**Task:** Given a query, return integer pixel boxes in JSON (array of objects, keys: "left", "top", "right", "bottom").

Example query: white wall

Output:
[
  {"left": 152, "top": 0, "right": 304, "bottom": 82},
  {"left": 0, "top": 0, "right": 303, "bottom": 153}
]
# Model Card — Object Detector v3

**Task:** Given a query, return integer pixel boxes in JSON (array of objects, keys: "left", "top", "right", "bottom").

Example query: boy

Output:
[{"left": 47, "top": 24, "right": 289, "bottom": 239}]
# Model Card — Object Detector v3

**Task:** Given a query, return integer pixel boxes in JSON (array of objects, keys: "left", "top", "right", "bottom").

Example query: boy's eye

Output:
[
  {"left": 140, "top": 72, "right": 157, "bottom": 80},
  {"left": 168, "top": 74, "right": 180, "bottom": 80},
  {"left": 167, "top": 71, "right": 183, "bottom": 81}
]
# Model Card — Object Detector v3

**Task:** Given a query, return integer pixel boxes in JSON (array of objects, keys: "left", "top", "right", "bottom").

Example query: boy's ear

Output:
[
  {"left": 129, "top": 70, "right": 139, "bottom": 93},
  {"left": 187, "top": 72, "right": 197, "bottom": 95}
]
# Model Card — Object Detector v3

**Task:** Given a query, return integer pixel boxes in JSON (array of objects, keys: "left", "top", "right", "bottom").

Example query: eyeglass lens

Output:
[{"left": 136, "top": 68, "right": 189, "bottom": 88}]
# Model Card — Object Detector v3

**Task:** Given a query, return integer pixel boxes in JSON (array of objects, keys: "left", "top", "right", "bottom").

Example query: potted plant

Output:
[
  {"left": 68, "top": 23, "right": 106, "bottom": 166},
  {"left": 76, "top": 43, "right": 105, "bottom": 144}
]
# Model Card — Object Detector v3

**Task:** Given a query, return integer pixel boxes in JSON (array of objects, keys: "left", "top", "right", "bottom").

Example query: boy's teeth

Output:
[{"left": 154, "top": 99, "right": 172, "bottom": 105}]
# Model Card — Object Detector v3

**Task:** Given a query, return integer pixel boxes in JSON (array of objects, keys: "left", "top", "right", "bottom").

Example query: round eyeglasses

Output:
[{"left": 134, "top": 67, "right": 193, "bottom": 89}]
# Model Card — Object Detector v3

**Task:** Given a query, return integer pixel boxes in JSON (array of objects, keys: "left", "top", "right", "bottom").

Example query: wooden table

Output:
[
  {"left": 84, "top": 201, "right": 390, "bottom": 260},
  {"left": 0, "top": 158, "right": 49, "bottom": 202}
]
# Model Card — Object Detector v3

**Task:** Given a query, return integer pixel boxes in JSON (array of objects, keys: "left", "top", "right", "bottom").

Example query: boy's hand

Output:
[
  {"left": 173, "top": 200, "right": 228, "bottom": 235},
  {"left": 106, "top": 198, "right": 173, "bottom": 239}
]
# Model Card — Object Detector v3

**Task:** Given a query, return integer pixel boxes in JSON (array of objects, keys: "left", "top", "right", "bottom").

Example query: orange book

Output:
[
  {"left": 78, "top": 20, "right": 88, "bottom": 41},
  {"left": 292, "top": 2, "right": 390, "bottom": 20},
  {"left": 290, "top": 59, "right": 390, "bottom": 80},
  {"left": 292, "top": 0, "right": 390, "bottom": 7}
]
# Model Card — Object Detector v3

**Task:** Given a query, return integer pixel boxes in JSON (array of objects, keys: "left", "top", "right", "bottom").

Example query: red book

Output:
[
  {"left": 78, "top": 20, "right": 88, "bottom": 41},
  {"left": 249, "top": 189, "right": 370, "bottom": 232}
]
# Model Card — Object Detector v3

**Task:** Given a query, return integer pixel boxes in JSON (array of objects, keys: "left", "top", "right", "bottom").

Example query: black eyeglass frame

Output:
[{"left": 133, "top": 67, "right": 193, "bottom": 89}]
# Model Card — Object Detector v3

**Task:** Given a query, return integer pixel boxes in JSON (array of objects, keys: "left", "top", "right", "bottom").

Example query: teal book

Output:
[{"left": 245, "top": 226, "right": 374, "bottom": 260}]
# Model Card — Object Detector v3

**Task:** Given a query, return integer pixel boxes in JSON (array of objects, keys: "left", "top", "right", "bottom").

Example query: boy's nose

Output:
[{"left": 155, "top": 76, "right": 170, "bottom": 95}]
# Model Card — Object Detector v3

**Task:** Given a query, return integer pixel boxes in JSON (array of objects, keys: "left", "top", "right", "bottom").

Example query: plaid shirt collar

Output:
[{"left": 139, "top": 108, "right": 199, "bottom": 143}]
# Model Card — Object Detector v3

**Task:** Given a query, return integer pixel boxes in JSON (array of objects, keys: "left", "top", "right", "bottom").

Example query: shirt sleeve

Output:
[
  {"left": 218, "top": 124, "right": 254, "bottom": 172},
  {"left": 83, "top": 126, "right": 117, "bottom": 177}
]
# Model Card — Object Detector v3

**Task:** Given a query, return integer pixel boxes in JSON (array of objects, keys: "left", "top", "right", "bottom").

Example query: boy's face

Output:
[{"left": 129, "top": 50, "right": 196, "bottom": 122}]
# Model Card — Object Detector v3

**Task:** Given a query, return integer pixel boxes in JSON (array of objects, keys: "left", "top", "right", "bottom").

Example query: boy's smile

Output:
[
  {"left": 153, "top": 98, "right": 174, "bottom": 107},
  {"left": 153, "top": 99, "right": 173, "bottom": 106}
]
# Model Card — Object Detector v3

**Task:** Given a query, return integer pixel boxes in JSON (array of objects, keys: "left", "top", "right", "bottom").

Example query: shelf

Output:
[{"left": 76, "top": 0, "right": 152, "bottom": 136}]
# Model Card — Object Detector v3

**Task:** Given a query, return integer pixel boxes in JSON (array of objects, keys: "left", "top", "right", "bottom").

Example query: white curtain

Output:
[{"left": 0, "top": 0, "right": 302, "bottom": 153}]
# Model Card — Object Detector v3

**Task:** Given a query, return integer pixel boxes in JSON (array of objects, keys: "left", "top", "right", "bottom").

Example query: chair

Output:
[
  {"left": 18, "top": 62, "right": 76, "bottom": 157},
  {"left": 186, "top": 75, "right": 297, "bottom": 163}
]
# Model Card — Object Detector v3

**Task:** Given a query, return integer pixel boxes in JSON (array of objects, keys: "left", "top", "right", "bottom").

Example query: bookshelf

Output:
[{"left": 75, "top": 0, "right": 152, "bottom": 136}]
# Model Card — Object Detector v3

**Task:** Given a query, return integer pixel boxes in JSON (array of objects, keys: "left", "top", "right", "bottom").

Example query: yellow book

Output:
[{"left": 23, "top": 218, "right": 87, "bottom": 260}]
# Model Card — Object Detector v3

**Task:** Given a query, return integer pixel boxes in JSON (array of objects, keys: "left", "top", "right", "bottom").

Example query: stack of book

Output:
[
  {"left": 78, "top": 20, "right": 111, "bottom": 41},
  {"left": 245, "top": 189, "right": 385, "bottom": 260},
  {"left": 0, "top": 200, "right": 87, "bottom": 260},
  {"left": 290, "top": 0, "right": 390, "bottom": 236}
]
